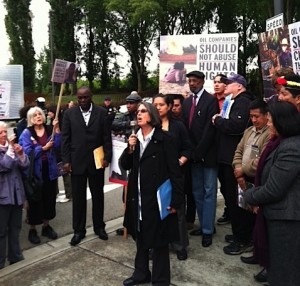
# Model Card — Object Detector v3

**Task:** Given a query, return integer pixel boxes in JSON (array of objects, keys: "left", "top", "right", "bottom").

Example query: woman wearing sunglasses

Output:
[{"left": 120, "top": 102, "right": 184, "bottom": 286}]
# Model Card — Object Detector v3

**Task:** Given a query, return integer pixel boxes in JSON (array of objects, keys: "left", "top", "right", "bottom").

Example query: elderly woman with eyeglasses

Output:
[
  {"left": 0, "top": 121, "right": 29, "bottom": 269},
  {"left": 19, "top": 106, "right": 61, "bottom": 245},
  {"left": 120, "top": 102, "right": 184, "bottom": 286}
]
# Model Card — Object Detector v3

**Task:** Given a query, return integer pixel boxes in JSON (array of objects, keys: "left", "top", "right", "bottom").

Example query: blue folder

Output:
[{"left": 157, "top": 179, "right": 172, "bottom": 220}]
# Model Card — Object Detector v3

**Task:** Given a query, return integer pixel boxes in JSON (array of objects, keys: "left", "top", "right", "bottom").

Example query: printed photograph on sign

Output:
[
  {"left": 259, "top": 25, "right": 292, "bottom": 98},
  {"left": 159, "top": 33, "right": 238, "bottom": 94},
  {"left": 159, "top": 35, "right": 198, "bottom": 95},
  {"left": 51, "top": 59, "right": 79, "bottom": 84}
]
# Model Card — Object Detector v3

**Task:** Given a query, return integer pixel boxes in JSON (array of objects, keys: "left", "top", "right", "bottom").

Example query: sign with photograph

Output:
[
  {"left": 109, "top": 135, "right": 128, "bottom": 186},
  {"left": 258, "top": 24, "right": 292, "bottom": 98},
  {"left": 159, "top": 33, "right": 238, "bottom": 94},
  {"left": 51, "top": 59, "right": 79, "bottom": 84}
]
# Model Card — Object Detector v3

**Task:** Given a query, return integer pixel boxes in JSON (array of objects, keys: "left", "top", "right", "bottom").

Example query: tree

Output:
[
  {"left": 106, "top": 0, "right": 157, "bottom": 92},
  {"left": 73, "top": 0, "right": 115, "bottom": 90},
  {"left": 3, "top": 0, "right": 36, "bottom": 91},
  {"left": 47, "top": 0, "right": 79, "bottom": 94}
]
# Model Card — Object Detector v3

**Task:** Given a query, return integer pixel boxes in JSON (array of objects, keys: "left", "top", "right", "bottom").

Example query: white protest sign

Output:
[
  {"left": 289, "top": 21, "right": 300, "bottom": 75},
  {"left": 0, "top": 81, "right": 11, "bottom": 118},
  {"left": 266, "top": 13, "right": 284, "bottom": 32},
  {"left": 198, "top": 33, "right": 239, "bottom": 92},
  {"left": 159, "top": 33, "right": 239, "bottom": 94},
  {"left": 51, "top": 59, "right": 79, "bottom": 84}
]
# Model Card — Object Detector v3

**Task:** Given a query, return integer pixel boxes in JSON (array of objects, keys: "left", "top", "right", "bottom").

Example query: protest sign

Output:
[
  {"left": 51, "top": 59, "right": 78, "bottom": 84},
  {"left": 289, "top": 21, "right": 300, "bottom": 75},
  {"left": 159, "top": 33, "right": 238, "bottom": 94},
  {"left": 258, "top": 24, "right": 293, "bottom": 98},
  {"left": 0, "top": 80, "right": 11, "bottom": 118},
  {"left": 109, "top": 135, "right": 128, "bottom": 186},
  {"left": 266, "top": 13, "right": 284, "bottom": 32}
]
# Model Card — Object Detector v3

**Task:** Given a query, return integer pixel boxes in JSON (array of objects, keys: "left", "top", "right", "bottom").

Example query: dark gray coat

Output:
[{"left": 244, "top": 135, "right": 300, "bottom": 220}]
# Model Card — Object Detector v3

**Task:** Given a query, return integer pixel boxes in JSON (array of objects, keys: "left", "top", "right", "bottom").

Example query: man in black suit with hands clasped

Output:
[
  {"left": 182, "top": 71, "right": 219, "bottom": 247},
  {"left": 61, "top": 87, "right": 112, "bottom": 246}
]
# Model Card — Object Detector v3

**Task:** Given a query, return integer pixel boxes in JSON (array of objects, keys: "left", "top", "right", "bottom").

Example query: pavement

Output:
[{"left": 0, "top": 190, "right": 263, "bottom": 286}]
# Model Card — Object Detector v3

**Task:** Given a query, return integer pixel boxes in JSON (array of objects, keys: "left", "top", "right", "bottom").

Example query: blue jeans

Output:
[{"left": 191, "top": 163, "right": 217, "bottom": 234}]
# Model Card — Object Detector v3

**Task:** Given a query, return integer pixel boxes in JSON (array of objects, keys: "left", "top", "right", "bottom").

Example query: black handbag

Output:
[{"left": 23, "top": 150, "right": 43, "bottom": 202}]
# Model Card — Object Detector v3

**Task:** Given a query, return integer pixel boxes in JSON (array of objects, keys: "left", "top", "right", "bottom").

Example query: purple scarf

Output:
[{"left": 253, "top": 135, "right": 282, "bottom": 267}]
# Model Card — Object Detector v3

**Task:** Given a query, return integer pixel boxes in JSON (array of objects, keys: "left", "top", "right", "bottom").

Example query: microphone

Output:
[
  {"left": 129, "top": 120, "right": 137, "bottom": 151},
  {"left": 130, "top": 120, "right": 137, "bottom": 134}
]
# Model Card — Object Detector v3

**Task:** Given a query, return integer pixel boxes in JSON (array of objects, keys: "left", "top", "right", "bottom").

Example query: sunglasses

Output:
[{"left": 136, "top": 109, "right": 148, "bottom": 114}]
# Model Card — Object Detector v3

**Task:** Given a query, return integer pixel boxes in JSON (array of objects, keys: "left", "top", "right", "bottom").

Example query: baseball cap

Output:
[
  {"left": 104, "top": 96, "right": 111, "bottom": 101},
  {"left": 36, "top": 97, "right": 46, "bottom": 103},
  {"left": 224, "top": 74, "right": 247, "bottom": 87},
  {"left": 126, "top": 91, "right": 142, "bottom": 103},
  {"left": 186, "top": 71, "right": 205, "bottom": 79}
]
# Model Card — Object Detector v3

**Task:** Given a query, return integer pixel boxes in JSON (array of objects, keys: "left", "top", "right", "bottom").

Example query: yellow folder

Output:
[{"left": 93, "top": 146, "right": 104, "bottom": 169}]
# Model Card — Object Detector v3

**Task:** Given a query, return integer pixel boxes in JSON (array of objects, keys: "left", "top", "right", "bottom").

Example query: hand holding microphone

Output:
[
  {"left": 128, "top": 134, "right": 137, "bottom": 153},
  {"left": 129, "top": 120, "right": 137, "bottom": 151}
]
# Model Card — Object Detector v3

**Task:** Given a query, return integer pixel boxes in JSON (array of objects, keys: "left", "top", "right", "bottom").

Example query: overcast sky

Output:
[{"left": 0, "top": 0, "right": 158, "bottom": 76}]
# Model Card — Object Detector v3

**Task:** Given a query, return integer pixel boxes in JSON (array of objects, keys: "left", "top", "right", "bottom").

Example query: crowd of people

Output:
[{"left": 0, "top": 70, "right": 300, "bottom": 286}]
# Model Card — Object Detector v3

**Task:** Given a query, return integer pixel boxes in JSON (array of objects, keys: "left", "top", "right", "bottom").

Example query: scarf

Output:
[{"left": 254, "top": 135, "right": 282, "bottom": 187}]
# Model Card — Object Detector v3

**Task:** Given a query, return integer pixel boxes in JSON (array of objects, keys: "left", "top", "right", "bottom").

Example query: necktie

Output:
[{"left": 189, "top": 94, "right": 197, "bottom": 128}]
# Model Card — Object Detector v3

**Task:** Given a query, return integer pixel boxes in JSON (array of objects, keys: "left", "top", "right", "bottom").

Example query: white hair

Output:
[
  {"left": 27, "top": 106, "right": 46, "bottom": 127},
  {"left": 0, "top": 121, "right": 7, "bottom": 129}
]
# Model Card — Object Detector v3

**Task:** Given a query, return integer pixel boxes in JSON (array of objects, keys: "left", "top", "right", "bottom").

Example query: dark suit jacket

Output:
[
  {"left": 182, "top": 90, "right": 219, "bottom": 167},
  {"left": 120, "top": 128, "right": 184, "bottom": 249},
  {"left": 244, "top": 135, "right": 300, "bottom": 221},
  {"left": 61, "top": 104, "right": 112, "bottom": 175}
]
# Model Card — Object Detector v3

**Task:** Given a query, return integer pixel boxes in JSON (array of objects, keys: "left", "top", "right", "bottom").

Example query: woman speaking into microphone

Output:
[{"left": 120, "top": 102, "right": 184, "bottom": 286}]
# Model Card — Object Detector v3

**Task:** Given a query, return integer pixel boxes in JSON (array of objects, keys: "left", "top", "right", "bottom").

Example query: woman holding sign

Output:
[{"left": 120, "top": 102, "right": 184, "bottom": 286}]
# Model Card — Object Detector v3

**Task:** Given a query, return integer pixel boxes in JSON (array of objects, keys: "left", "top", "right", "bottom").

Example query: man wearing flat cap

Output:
[
  {"left": 182, "top": 70, "right": 219, "bottom": 247},
  {"left": 112, "top": 91, "right": 142, "bottom": 138},
  {"left": 212, "top": 73, "right": 256, "bottom": 255}
]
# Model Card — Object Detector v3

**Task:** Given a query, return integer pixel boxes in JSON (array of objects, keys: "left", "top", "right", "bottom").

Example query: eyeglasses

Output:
[{"left": 136, "top": 109, "right": 148, "bottom": 114}]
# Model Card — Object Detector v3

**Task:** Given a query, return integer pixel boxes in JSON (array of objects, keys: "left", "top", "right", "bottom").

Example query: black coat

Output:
[
  {"left": 182, "top": 90, "right": 219, "bottom": 167},
  {"left": 61, "top": 104, "right": 112, "bottom": 175},
  {"left": 214, "top": 91, "right": 254, "bottom": 165},
  {"left": 120, "top": 128, "right": 184, "bottom": 249}
]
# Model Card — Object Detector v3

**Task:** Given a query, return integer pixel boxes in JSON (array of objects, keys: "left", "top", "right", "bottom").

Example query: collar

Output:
[
  {"left": 80, "top": 103, "right": 93, "bottom": 113},
  {"left": 137, "top": 127, "right": 155, "bottom": 142},
  {"left": 252, "top": 124, "right": 268, "bottom": 134},
  {"left": 194, "top": 88, "right": 204, "bottom": 98}
]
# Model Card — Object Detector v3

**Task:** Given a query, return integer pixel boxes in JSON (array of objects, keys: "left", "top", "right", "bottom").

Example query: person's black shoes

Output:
[
  {"left": 123, "top": 275, "right": 151, "bottom": 286},
  {"left": 42, "top": 225, "right": 58, "bottom": 240},
  {"left": 190, "top": 227, "right": 216, "bottom": 236},
  {"left": 70, "top": 233, "right": 86, "bottom": 246},
  {"left": 28, "top": 229, "right": 41, "bottom": 244},
  {"left": 116, "top": 228, "right": 124, "bottom": 236},
  {"left": 202, "top": 234, "right": 213, "bottom": 247},
  {"left": 254, "top": 268, "right": 268, "bottom": 283},
  {"left": 97, "top": 228, "right": 108, "bottom": 240},
  {"left": 189, "top": 228, "right": 203, "bottom": 236},
  {"left": 176, "top": 249, "right": 188, "bottom": 260},
  {"left": 224, "top": 234, "right": 235, "bottom": 243},
  {"left": 217, "top": 210, "right": 230, "bottom": 225},
  {"left": 240, "top": 255, "right": 258, "bottom": 265}
]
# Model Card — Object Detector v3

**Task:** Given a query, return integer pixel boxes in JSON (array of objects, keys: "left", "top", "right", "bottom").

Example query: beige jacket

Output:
[{"left": 232, "top": 125, "right": 270, "bottom": 178}]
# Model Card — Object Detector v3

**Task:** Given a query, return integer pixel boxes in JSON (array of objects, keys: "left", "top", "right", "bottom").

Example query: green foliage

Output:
[{"left": 4, "top": 0, "right": 300, "bottom": 96}]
